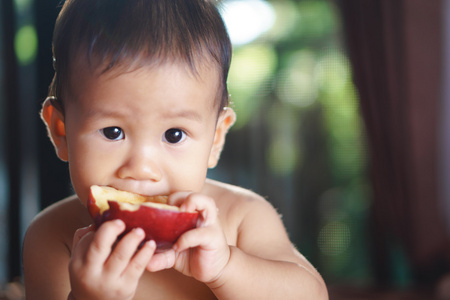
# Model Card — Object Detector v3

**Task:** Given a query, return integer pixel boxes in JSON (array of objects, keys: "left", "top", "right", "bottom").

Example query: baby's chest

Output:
[{"left": 134, "top": 269, "right": 216, "bottom": 299}]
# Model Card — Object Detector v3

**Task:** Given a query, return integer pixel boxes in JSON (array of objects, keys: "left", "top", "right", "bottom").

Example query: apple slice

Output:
[{"left": 87, "top": 185, "right": 198, "bottom": 250}]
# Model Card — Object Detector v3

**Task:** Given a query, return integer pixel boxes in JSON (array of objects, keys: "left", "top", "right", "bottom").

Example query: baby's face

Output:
[{"left": 62, "top": 62, "right": 221, "bottom": 205}]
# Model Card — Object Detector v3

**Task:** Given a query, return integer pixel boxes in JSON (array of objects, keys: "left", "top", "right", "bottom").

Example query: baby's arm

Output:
[
  {"left": 209, "top": 197, "right": 328, "bottom": 299},
  {"left": 148, "top": 191, "right": 328, "bottom": 299}
]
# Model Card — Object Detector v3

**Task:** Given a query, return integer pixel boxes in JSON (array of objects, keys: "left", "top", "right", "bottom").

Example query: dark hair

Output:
[{"left": 49, "top": 0, "right": 232, "bottom": 112}]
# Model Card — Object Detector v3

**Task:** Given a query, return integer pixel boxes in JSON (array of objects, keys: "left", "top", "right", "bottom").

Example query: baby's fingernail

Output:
[
  {"left": 114, "top": 219, "right": 125, "bottom": 227},
  {"left": 148, "top": 240, "right": 156, "bottom": 249},
  {"left": 133, "top": 227, "right": 145, "bottom": 236}
]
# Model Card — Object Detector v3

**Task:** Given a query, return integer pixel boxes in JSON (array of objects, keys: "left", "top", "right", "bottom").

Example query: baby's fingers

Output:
[
  {"left": 83, "top": 220, "right": 126, "bottom": 267},
  {"left": 178, "top": 194, "right": 218, "bottom": 227},
  {"left": 173, "top": 225, "right": 225, "bottom": 253},
  {"left": 105, "top": 228, "right": 146, "bottom": 273},
  {"left": 122, "top": 240, "right": 157, "bottom": 283},
  {"left": 146, "top": 249, "right": 176, "bottom": 272}
]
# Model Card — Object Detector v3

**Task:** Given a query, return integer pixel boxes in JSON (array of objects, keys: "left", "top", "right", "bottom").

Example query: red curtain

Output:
[{"left": 336, "top": 0, "right": 450, "bottom": 284}]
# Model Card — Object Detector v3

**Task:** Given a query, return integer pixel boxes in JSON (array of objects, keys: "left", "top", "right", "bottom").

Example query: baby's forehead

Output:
[
  {"left": 71, "top": 54, "right": 219, "bottom": 86},
  {"left": 66, "top": 56, "right": 222, "bottom": 108}
]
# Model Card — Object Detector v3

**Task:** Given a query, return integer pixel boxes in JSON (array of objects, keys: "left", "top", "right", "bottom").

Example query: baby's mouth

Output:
[
  {"left": 103, "top": 185, "right": 167, "bottom": 204},
  {"left": 106, "top": 184, "right": 168, "bottom": 200}
]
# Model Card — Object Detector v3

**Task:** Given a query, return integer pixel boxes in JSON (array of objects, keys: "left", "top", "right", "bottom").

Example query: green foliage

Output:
[
  {"left": 222, "top": 0, "right": 372, "bottom": 285},
  {"left": 14, "top": 25, "right": 37, "bottom": 65}
]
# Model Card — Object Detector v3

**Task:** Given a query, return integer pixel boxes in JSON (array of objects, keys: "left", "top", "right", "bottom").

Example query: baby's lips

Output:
[{"left": 87, "top": 185, "right": 199, "bottom": 250}]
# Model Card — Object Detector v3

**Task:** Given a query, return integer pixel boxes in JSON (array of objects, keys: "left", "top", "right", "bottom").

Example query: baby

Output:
[{"left": 23, "top": 0, "right": 328, "bottom": 299}]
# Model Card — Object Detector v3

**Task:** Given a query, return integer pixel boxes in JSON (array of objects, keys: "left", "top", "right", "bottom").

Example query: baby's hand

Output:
[
  {"left": 68, "top": 220, "right": 156, "bottom": 300},
  {"left": 147, "top": 193, "right": 230, "bottom": 284}
]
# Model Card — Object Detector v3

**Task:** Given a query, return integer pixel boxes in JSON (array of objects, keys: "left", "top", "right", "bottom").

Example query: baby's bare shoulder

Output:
[
  {"left": 23, "top": 196, "right": 92, "bottom": 297},
  {"left": 204, "top": 179, "right": 272, "bottom": 209},
  {"left": 204, "top": 179, "right": 294, "bottom": 257},
  {"left": 204, "top": 179, "right": 277, "bottom": 227},
  {"left": 203, "top": 179, "right": 274, "bottom": 246},
  {"left": 25, "top": 195, "right": 91, "bottom": 249}
]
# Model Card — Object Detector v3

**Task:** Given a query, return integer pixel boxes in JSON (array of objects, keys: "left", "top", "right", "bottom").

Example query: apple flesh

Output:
[{"left": 87, "top": 185, "right": 198, "bottom": 250}]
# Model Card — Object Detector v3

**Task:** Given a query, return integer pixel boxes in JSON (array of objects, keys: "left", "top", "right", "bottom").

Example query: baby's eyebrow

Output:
[
  {"left": 84, "top": 107, "right": 204, "bottom": 123},
  {"left": 163, "top": 110, "right": 203, "bottom": 123},
  {"left": 84, "top": 109, "right": 125, "bottom": 120}
]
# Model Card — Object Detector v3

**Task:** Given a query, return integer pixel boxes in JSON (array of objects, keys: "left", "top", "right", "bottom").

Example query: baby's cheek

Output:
[
  {"left": 69, "top": 147, "right": 115, "bottom": 198},
  {"left": 68, "top": 166, "right": 97, "bottom": 207},
  {"left": 174, "top": 165, "right": 208, "bottom": 192}
]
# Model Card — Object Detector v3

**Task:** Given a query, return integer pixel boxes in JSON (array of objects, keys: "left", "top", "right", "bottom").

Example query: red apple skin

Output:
[{"left": 87, "top": 189, "right": 198, "bottom": 250}]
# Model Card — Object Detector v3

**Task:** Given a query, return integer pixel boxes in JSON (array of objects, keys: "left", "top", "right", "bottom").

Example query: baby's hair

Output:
[{"left": 49, "top": 0, "right": 232, "bottom": 113}]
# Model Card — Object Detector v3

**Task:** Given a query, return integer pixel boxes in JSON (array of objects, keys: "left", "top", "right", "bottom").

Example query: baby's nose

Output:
[{"left": 117, "top": 148, "right": 162, "bottom": 182}]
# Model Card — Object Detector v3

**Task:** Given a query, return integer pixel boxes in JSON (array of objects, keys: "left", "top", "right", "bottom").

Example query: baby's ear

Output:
[
  {"left": 208, "top": 107, "right": 236, "bottom": 168},
  {"left": 41, "top": 97, "right": 68, "bottom": 161}
]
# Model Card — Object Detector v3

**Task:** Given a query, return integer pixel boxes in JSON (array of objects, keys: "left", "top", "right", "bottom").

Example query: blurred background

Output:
[{"left": 1, "top": 0, "right": 450, "bottom": 299}]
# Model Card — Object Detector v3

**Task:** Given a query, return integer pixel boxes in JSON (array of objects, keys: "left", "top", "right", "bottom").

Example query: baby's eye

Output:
[
  {"left": 163, "top": 128, "right": 186, "bottom": 144},
  {"left": 100, "top": 127, "right": 124, "bottom": 141}
]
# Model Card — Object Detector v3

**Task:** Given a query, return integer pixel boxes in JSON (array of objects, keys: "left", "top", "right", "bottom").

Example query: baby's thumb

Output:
[{"left": 72, "top": 224, "right": 95, "bottom": 249}]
